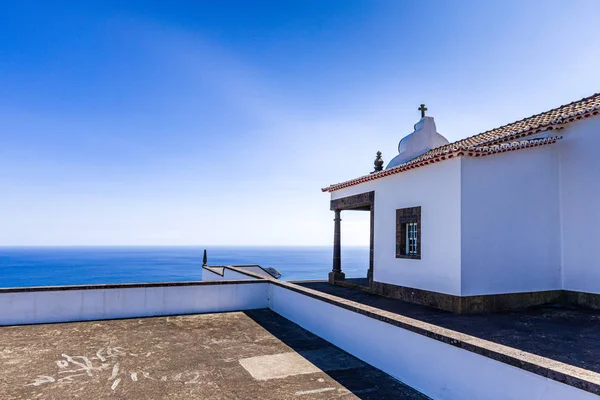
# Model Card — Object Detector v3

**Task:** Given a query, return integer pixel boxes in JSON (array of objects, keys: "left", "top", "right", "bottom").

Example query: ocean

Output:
[{"left": 0, "top": 246, "right": 369, "bottom": 288}]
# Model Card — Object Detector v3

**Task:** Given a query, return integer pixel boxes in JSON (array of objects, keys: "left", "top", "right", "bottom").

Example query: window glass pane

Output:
[{"left": 405, "top": 222, "right": 417, "bottom": 255}]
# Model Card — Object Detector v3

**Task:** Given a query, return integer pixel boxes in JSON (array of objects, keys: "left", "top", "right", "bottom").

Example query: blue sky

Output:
[{"left": 1, "top": 0, "right": 600, "bottom": 246}]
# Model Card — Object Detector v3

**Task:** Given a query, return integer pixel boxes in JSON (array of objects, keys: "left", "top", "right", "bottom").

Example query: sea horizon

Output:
[
  {"left": 0, "top": 244, "right": 364, "bottom": 248},
  {"left": 0, "top": 245, "right": 369, "bottom": 288}
]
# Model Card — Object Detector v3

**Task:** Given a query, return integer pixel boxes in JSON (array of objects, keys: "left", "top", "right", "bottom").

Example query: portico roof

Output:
[{"left": 323, "top": 93, "right": 600, "bottom": 192}]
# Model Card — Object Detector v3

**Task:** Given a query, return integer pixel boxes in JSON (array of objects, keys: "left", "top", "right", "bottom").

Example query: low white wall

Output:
[
  {"left": 269, "top": 284, "right": 595, "bottom": 400},
  {"left": 461, "top": 146, "right": 562, "bottom": 295},
  {"left": 0, "top": 282, "right": 269, "bottom": 326},
  {"left": 331, "top": 158, "right": 463, "bottom": 296},
  {"left": 2, "top": 279, "right": 595, "bottom": 398}
]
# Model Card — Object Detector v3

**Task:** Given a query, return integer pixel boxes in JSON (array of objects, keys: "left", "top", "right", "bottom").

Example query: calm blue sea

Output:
[{"left": 0, "top": 246, "right": 369, "bottom": 288}]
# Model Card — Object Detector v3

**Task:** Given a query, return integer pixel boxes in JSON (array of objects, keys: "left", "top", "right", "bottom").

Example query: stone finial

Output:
[
  {"left": 373, "top": 151, "right": 384, "bottom": 173},
  {"left": 202, "top": 249, "right": 208, "bottom": 266}
]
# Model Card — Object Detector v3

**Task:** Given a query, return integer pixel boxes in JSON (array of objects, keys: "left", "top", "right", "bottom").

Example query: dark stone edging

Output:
[
  {"left": 226, "top": 266, "right": 271, "bottom": 281},
  {"left": 0, "top": 279, "right": 265, "bottom": 293},
  {"left": 232, "top": 265, "right": 281, "bottom": 279},
  {"left": 260, "top": 275, "right": 600, "bottom": 395}
]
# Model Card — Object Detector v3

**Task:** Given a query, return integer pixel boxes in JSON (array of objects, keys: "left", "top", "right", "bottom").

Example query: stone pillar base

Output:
[{"left": 328, "top": 271, "right": 345, "bottom": 284}]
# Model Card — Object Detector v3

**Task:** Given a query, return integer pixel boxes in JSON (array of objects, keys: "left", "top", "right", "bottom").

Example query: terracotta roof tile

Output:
[
  {"left": 323, "top": 93, "right": 600, "bottom": 192},
  {"left": 417, "top": 92, "right": 600, "bottom": 158},
  {"left": 322, "top": 136, "right": 562, "bottom": 192}
]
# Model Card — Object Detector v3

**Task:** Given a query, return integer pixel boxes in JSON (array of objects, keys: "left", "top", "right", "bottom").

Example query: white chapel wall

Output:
[
  {"left": 460, "top": 146, "right": 562, "bottom": 296},
  {"left": 331, "top": 157, "right": 463, "bottom": 295},
  {"left": 559, "top": 117, "right": 600, "bottom": 294}
]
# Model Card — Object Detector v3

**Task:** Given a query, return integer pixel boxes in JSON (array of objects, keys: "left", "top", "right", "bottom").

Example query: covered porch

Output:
[{"left": 329, "top": 191, "right": 374, "bottom": 290}]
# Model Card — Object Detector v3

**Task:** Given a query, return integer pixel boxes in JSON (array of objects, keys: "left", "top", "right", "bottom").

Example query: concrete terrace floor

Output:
[
  {"left": 0, "top": 309, "right": 427, "bottom": 400},
  {"left": 296, "top": 281, "right": 600, "bottom": 374}
]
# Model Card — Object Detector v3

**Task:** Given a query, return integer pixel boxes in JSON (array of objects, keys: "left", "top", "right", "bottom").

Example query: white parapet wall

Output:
[
  {"left": 1, "top": 270, "right": 596, "bottom": 399},
  {"left": 0, "top": 281, "right": 268, "bottom": 326},
  {"left": 268, "top": 283, "right": 597, "bottom": 400}
]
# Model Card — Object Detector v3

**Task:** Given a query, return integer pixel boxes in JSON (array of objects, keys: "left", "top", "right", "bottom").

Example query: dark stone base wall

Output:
[
  {"left": 564, "top": 290, "right": 600, "bottom": 310},
  {"left": 370, "top": 280, "right": 463, "bottom": 312},
  {"left": 368, "top": 280, "right": 600, "bottom": 314}
]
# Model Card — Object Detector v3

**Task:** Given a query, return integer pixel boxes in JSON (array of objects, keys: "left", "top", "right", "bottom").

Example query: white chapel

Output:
[{"left": 323, "top": 93, "right": 600, "bottom": 313}]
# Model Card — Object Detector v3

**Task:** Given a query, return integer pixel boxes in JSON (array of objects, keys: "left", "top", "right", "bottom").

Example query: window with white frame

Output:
[
  {"left": 396, "top": 206, "right": 421, "bottom": 259},
  {"left": 405, "top": 222, "right": 418, "bottom": 256}
]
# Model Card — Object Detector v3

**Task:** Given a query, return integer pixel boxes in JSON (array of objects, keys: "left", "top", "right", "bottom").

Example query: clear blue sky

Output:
[{"left": 1, "top": 0, "right": 599, "bottom": 246}]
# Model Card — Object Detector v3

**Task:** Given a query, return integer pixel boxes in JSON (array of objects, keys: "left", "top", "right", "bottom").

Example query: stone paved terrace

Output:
[
  {"left": 0, "top": 309, "right": 427, "bottom": 400},
  {"left": 295, "top": 281, "right": 600, "bottom": 375}
]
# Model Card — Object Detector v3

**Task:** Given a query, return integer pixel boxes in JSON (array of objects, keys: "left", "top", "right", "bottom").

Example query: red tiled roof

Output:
[{"left": 322, "top": 93, "right": 600, "bottom": 192}]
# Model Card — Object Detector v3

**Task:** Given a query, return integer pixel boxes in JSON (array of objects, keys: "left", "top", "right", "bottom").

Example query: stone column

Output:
[{"left": 329, "top": 209, "right": 345, "bottom": 283}]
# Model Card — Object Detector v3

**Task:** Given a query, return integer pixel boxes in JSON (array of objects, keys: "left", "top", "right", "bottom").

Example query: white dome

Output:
[{"left": 386, "top": 116, "right": 449, "bottom": 169}]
